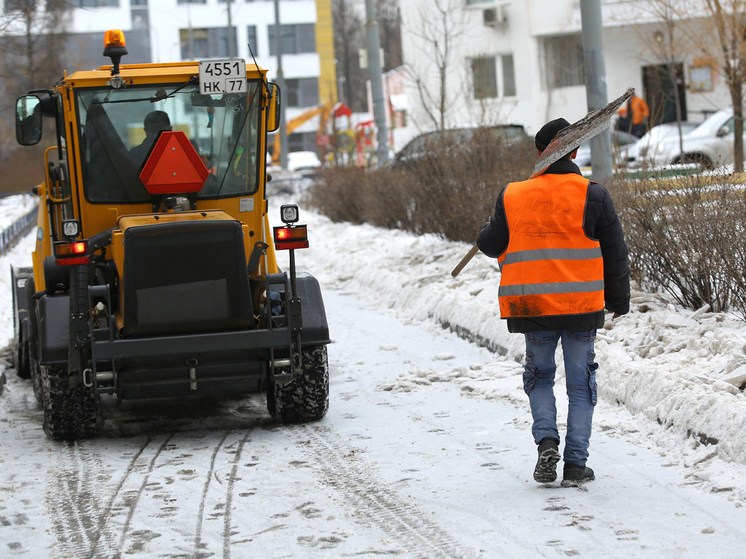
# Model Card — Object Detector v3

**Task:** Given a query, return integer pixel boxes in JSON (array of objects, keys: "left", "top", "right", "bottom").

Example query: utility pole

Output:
[
  {"left": 227, "top": 0, "right": 234, "bottom": 58},
  {"left": 580, "top": 0, "right": 613, "bottom": 182},
  {"left": 364, "top": 0, "right": 389, "bottom": 165},
  {"left": 273, "top": 0, "right": 288, "bottom": 169}
]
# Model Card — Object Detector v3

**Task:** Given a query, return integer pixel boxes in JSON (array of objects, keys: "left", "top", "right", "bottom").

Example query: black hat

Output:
[
  {"left": 535, "top": 117, "right": 570, "bottom": 152},
  {"left": 144, "top": 110, "right": 172, "bottom": 132}
]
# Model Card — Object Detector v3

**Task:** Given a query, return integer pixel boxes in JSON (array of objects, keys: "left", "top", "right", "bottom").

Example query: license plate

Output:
[{"left": 199, "top": 59, "right": 247, "bottom": 95}]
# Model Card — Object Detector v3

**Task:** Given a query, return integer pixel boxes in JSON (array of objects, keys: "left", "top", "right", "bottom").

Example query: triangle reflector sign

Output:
[{"left": 139, "top": 131, "right": 209, "bottom": 194}]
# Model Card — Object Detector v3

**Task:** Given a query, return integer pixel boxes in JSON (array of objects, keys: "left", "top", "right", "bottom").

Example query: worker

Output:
[
  {"left": 616, "top": 91, "right": 650, "bottom": 138},
  {"left": 476, "top": 118, "right": 630, "bottom": 487},
  {"left": 130, "top": 110, "right": 172, "bottom": 166}
]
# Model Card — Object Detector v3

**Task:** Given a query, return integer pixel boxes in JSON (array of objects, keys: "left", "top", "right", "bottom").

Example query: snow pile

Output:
[{"left": 291, "top": 203, "right": 746, "bottom": 469}]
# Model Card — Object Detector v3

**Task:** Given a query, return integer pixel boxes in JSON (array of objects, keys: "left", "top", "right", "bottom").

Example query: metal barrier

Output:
[{"left": 0, "top": 205, "right": 38, "bottom": 256}]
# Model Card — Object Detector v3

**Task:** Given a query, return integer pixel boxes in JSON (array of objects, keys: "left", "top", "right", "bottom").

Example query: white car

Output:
[
  {"left": 627, "top": 121, "right": 698, "bottom": 166},
  {"left": 574, "top": 130, "right": 638, "bottom": 168},
  {"left": 647, "top": 110, "right": 742, "bottom": 169},
  {"left": 287, "top": 150, "right": 322, "bottom": 175}
]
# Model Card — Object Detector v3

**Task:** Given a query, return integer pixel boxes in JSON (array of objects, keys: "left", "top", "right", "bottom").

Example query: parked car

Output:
[
  {"left": 574, "top": 130, "right": 639, "bottom": 168},
  {"left": 628, "top": 121, "right": 699, "bottom": 167},
  {"left": 287, "top": 150, "right": 322, "bottom": 176},
  {"left": 392, "top": 124, "right": 530, "bottom": 168},
  {"left": 646, "top": 110, "right": 742, "bottom": 169}
]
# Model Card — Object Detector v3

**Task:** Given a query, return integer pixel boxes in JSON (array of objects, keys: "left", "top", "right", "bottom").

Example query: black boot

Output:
[
  {"left": 561, "top": 463, "right": 595, "bottom": 487},
  {"left": 533, "top": 438, "right": 560, "bottom": 483}
]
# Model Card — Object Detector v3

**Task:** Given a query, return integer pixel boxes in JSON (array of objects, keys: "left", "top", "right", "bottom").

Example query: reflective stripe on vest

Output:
[{"left": 497, "top": 173, "right": 604, "bottom": 318}]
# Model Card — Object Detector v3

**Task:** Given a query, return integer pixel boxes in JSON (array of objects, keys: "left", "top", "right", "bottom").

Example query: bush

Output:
[
  {"left": 308, "top": 129, "right": 535, "bottom": 243},
  {"left": 311, "top": 137, "right": 746, "bottom": 317},
  {"left": 610, "top": 170, "right": 746, "bottom": 314}
]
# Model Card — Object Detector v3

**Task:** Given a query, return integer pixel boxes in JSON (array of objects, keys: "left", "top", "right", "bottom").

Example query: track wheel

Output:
[
  {"left": 267, "top": 345, "right": 329, "bottom": 423},
  {"left": 41, "top": 366, "right": 102, "bottom": 440}
]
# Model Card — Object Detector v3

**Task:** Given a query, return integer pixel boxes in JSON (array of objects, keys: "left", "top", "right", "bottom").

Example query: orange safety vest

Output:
[{"left": 497, "top": 173, "right": 605, "bottom": 318}]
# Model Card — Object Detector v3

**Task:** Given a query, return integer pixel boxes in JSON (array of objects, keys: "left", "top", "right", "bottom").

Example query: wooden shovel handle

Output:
[{"left": 451, "top": 244, "right": 480, "bottom": 277}]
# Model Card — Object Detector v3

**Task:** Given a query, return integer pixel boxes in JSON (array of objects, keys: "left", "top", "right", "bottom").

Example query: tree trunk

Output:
[{"left": 731, "top": 83, "right": 744, "bottom": 173}]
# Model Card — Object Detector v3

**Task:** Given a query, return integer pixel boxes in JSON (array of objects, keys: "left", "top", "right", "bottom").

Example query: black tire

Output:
[
  {"left": 30, "top": 355, "right": 43, "bottom": 406},
  {"left": 12, "top": 271, "right": 32, "bottom": 380},
  {"left": 267, "top": 345, "right": 329, "bottom": 423},
  {"left": 41, "top": 366, "right": 102, "bottom": 441},
  {"left": 13, "top": 336, "right": 30, "bottom": 379}
]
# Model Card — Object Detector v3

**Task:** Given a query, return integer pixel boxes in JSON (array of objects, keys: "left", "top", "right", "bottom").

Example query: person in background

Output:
[
  {"left": 476, "top": 118, "right": 630, "bottom": 487},
  {"left": 616, "top": 91, "right": 650, "bottom": 138}
]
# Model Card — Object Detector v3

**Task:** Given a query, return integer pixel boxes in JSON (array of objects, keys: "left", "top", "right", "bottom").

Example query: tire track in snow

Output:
[
  {"left": 300, "top": 424, "right": 475, "bottom": 559},
  {"left": 193, "top": 431, "right": 230, "bottom": 558},
  {"left": 223, "top": 431, "right": 251, "bottom": 559},
  {"left": 48, "top": 443, "right": 98, "bottom": 559},
  {"left": 108, "top": 435, "right": 173, "bottom": 558},
  {"left": 48, "top": 436, "right": 158, "bottom": 559}
]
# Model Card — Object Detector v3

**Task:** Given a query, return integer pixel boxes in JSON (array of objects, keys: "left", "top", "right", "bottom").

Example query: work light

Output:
[
  {"left": 62, "top": 219, "right": 80, "bottom": 239},
  {"left": 280, "top": 204, "right": 299, "bottom": 224}
]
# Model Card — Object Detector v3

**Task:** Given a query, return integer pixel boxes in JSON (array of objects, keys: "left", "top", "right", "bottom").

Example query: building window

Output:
[
  {"left": 268, "top": 24, "right": 316, "bottom": 55},
  {"left": 543, "top": 34, "right": 585, "bottom": 88},
  {"left": 502, "top": 54, "right": 515, "bottom": 96},
  {"left": 471, "top": 54, "right": 516, "bottom": 99},
  {"left": 285, "top": 78, "right": 319, "bottom": 107},
  {"left": 180, "top": 27, "right": 237, "bottom": 59},
  {"left": 71, "top": 0, "right": 120, "bottom": 6},
  {"left": 247, "top": 25, "right": 257, "bottom": 56},
  {"left": 177, "top": 0, "right": 206, "bottom": 4}
]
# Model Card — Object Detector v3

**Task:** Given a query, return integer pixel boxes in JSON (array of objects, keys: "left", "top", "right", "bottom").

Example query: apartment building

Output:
[
  {"left": 50, "top": 0, "right": 336, "bottom": 152},
  {"left": 400, "top": 0, "right": 732, "bottom": 139}
]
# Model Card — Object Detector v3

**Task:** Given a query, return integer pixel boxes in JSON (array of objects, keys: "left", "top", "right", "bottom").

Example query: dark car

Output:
[{"left": 393, "top": 124, "right": 530, "bottom": 168}]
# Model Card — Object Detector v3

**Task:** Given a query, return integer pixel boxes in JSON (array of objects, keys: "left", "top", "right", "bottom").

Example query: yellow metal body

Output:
[{"left": 30, "top": 61, "right": 279, "bottom": 292}]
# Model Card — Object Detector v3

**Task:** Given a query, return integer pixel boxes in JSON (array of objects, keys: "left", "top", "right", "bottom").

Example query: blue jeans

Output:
[{"left": 523, "top": 330, "right": 598, "bottom": 466}]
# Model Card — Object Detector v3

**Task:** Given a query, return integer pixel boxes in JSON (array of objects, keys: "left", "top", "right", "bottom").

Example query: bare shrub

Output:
[
  {"left": 309, "top": 167, "right": 367, "bottom": 224},
  {"left": 312, "top": 136, "right": 746, "bottom": 318},
  {"left": 310, "top": 128, "right": 535, "bottom": 244},
  {"left": 610, "top": 170, "right": 745, "bottom": 313}
]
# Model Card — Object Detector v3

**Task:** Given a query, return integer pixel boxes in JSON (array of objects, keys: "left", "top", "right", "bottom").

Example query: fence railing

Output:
[{"left": 0, "top": 205, "right": 38, "bottom": 256}]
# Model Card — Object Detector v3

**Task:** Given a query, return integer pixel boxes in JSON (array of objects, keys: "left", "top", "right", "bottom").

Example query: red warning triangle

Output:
[{"left": 139, "top": 131, "right": 209, "bottom": 194}]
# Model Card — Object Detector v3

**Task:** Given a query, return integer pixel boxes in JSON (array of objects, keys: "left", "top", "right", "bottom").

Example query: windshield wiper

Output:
[{"left": 96, "top": 77, "right": 199, "bottom": 104}]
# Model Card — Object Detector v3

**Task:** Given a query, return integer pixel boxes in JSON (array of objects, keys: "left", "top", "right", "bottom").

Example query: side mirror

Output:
[
  {"left": 16, "top": 95, "right": 43, "bottom": 146},
  {"left": 717, "top": 125, "right": 731, "bottom": 137},
  {"left": 267, "top": 82, "right": 281, "bottom": 133}
]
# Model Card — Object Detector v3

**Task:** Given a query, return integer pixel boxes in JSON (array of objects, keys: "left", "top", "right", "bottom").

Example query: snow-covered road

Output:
[
  {"left": 0, "top": 191, "right": 745, "bottom": 557},
  {"left": 1, "top": 274, "right": 745, "bottom": 557}
]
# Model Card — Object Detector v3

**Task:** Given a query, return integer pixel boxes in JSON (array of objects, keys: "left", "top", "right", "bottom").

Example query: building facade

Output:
[
  {"left": 399, "top": 0, "right": 731, "bottom": 142},
  {"left": 10, "top": 0, "right": 337, "bottom": 152}
]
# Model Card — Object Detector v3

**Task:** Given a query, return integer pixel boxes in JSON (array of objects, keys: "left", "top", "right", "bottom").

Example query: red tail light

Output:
[
  {"left": 273, "top": 224, "right": 309, "bottom": 250},
  {"left": 55, "top": 241, "right": 89, "bottom": 265}
]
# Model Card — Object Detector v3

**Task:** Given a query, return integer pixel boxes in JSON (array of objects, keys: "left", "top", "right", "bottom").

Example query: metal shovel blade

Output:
[{"left": 531, "top": 87, "right": 635, "bottom": 178}]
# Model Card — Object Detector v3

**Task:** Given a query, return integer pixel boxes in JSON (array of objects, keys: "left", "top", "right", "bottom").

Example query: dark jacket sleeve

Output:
[
  {"left": 477, "top": 187, "right": 509, "bottom": 258},
  {"left": 585, "top": 183, "right": 630, "bottom": 315}
]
